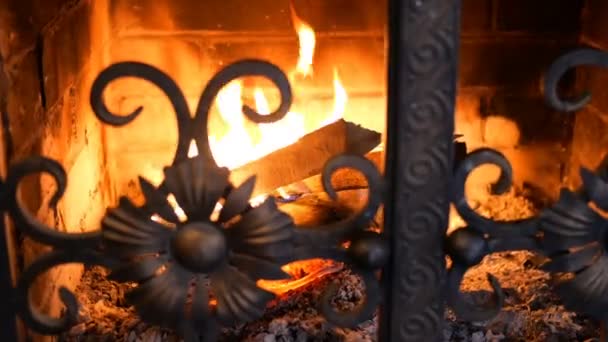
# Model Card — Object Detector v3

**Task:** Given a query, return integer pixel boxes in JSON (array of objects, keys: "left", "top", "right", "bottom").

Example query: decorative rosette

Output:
[
  {"left": 102, "top": 155, "right": 294, "bottom": 337},
  {"left": 539, "top": 167, "right": 608, "bottom": 320}
]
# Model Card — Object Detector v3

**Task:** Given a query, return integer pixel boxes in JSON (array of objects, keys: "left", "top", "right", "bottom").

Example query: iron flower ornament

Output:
[
  {"left": 90, "top": 59, "right": 386, "bottom": 336},
  {"left": 102, "top": 155, "right": 294, "bottom": 337}
]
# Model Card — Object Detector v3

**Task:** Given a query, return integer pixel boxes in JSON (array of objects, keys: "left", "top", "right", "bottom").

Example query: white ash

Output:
[
  {"left": 445, "top": 188, "right": 600, "bottom": 341},
  {"left": 60, "top": 188, "right": 600, "bottom": 341}
]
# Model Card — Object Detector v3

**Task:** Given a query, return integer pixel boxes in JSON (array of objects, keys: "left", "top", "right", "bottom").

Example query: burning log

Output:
[
  {"left": 230, "top": 119, "right": 380, "bottom": 196},
  {"left": 293, "top": 135, "right": 464, "bottom": 195},
  {"left": 277, "top": 188, "right": 371, "bottom": 226}
]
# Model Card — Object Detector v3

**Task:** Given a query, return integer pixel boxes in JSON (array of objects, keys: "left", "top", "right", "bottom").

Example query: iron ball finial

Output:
[
  {"left": 445, "top": 227, "right": 488, "bottom": 267},
  {"left": 171, "top": 222, "right": 228, "bottom": 273},
  {"left": 347, "top": 231, "right": 390, "bottom": 269}
]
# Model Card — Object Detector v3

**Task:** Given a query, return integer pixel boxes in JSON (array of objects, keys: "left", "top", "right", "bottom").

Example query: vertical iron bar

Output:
[
  {"left": 1, "top": 217, "right": 17, "bottom": 342},
  {"left": 0, "top": 53, "right": 18, "bottom": 342},
  {"left": 380, "top": 0, "right": 461, "bottom": 341}
]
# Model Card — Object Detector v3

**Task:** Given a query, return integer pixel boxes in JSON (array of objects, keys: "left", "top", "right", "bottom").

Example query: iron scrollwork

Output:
[
  {"left": 445, "top": 48, "right": 608, "bottom": 329},
  {"left": 446, "top": 148, "right": 540, "bottom": 321},
  {"left": 3, "top": 59, "right": 387, "bottom": 339},
  {"left": 2, "top": 157, "right": 116, "bottom": 335}
]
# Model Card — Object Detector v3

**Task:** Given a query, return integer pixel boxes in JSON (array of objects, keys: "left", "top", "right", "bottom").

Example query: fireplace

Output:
[{"left": 2, "top": 0, "right": 608, "bottom": 341}]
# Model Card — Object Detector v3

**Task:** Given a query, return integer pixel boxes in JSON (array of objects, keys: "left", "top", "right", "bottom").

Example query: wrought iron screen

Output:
[{"left": 2, "top": 0, "right": 608, "bottom": 341}]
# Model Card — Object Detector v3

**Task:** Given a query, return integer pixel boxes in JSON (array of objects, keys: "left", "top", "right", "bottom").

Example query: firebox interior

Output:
[{"left": 0, "top": 0, "right": 607, "bottom": 340}]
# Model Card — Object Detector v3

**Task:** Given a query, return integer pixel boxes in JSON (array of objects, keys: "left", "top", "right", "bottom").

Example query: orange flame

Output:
[
  {"left": 290, "top": 1, "right": 316, "bottom": 78},
  {"left": 321, "top": 68, "right": 347, "bottom": 126},
  {"left": 257, "top": 259, "right": 343, "bottom": 295},
  {"left": 209, "top": 82, "right": 308, "bottom": 170},
  {"left": 143, "top": 1, "right": 350, "bottom": 296}
]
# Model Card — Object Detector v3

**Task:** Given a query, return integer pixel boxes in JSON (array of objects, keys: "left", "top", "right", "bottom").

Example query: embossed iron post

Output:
[
  {"left": 1, "top": 217, "right": 17, "bottom": 342},
  {"left": 380, "top": 0, "right": 461, "bottom": 340}
]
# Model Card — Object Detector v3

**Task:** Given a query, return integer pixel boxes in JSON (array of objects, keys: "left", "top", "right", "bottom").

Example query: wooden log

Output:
[
  {"left": 230, "top": 119, "right": 380, "bottom": 196},
  {"left": 277, "top": 188, "right": 383, "bottom": 232},
  {"left": 297, "top": 150, "right": 383, "bottom": 194},
  {"left": 297, "top": 136, "right": 464, "bottom": 194}
]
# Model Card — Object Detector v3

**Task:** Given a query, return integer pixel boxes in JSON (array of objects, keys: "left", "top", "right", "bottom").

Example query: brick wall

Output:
[
  {"left": 459, "top": 0, "right": 583, "bottom": 199},
  {"left": 460, "top": 0, "right": 583, "bottom": 89},
  {"left": 567, "top": 0, "right": 608, "bottom": 188},
  {"left": 0, "top": 1, "right": 112, "bottom": 338}
]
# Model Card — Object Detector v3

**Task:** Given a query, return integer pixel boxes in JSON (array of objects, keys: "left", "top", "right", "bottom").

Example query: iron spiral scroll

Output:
[
  {"left": 445, "top": 47, "right": 608, "bottom": 331},
  {"left": 3, "top": 60, "right": 388, "bottom": 339}
]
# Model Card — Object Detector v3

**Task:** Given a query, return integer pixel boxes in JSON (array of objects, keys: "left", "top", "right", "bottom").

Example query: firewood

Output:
[
  {"left": 297, "top": 136, "right": 464, "bottom": 194},
  {"left": 277, "top": 189, "right": 369, "bottom": 226},
  {"left": 298, "top": 150, "right": 383, "bottom": 194},
  {"left": 230, "top": 119, "right": 380, "bottom": 196}
]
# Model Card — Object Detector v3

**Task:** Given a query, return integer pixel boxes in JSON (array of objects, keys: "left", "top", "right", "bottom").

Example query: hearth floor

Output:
[{"left": 59, "top": 190, "right": 599, "bottom": 342}]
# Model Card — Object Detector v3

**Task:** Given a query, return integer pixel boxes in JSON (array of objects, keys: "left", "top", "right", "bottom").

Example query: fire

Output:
[
  {"left": 209, "top": 70, "right": 347, "bottom": 171},
  {"left": 208, "top": 82, "right": 306, "bottom": 170},
  {"left": 448, "top": 204, "right": 466, "bottom": 234},
  {"left": 206, "top": 2, "right": 344, "bottom": 170},
  {"left": 321, "top": 68, "right": 348, "bottom": 126},
  {"left": 187, "top": 139, "right": 198, "bottom": 158},
  {"left": 146, "top": 2, "right": 349, "bottom": 296},
  {"left": 254, "top": 88, "right": 306, "bottom": 161},
  {"left": 257, "top": 259, "right": 344, "bottom": 295},
  {"left": 290, "top": 1, "right": 315, "bottom": 78}
]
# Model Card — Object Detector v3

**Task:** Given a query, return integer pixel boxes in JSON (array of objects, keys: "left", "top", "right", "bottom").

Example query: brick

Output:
[
  {"left": 482, "top": 116, "right": 520, "bottom": 148},
  {"left": 0, "top": 0, "right": 73, "bottom": 56},
  {"left": 209, "top": 37, "right": 385, "bottom": 93},
  {"left": 42, "top": 0, "right": 93, "bottom": 106},
  {"left": 581, "top": 0, "right": 608, "bottom": 49},
  {"left": 495, "top": 0, "right": 584, "bottom": 34},
  {"left": 107, "top": 33, "right": 384, "bottom": 99},
  {"left": 59, "top": 140, "right": 107, "bottom": 231},
  {"left": 577, "top": 66, "right": 608, "bottom": 116},
  {"left": 5, "top": 49, "right": 45, "bottom": 159},
  {"left": 568, "top": 107, "right": 608, "bottom": 188},
  {"left": 461, "top": 0, "right": 492, "bottom": 34},
  {"left": 454, "top": 91, "right": 484, "bottom": 145},
  {"left": 108, "top": 37, "right": 204, "bottom": 98},
  {"left": 503, "top": 145, "right": 567, "bottom": 200},
  {"left": 487, "top": 94, "right": 574, "bottom": 145},
  {"left": 111, "top": 0, "right": 386, "bottom": 33},
  {"left": 40, "top": 80, "right": 97, "bottom": 171},
  {"left": 102, "top": 95, "right": 180, "bottom": 155},
  {"left": 458, "top": 39, "right": 578, "bottom": 89}
]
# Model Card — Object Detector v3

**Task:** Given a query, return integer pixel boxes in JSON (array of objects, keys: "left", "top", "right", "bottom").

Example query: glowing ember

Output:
[{"left": 257, "top": 259, "right": 344, "bottom": 295}]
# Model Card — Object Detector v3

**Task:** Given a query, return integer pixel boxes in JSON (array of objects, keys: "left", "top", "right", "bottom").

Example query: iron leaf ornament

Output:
[{"left": 1, "top": 59, "right": 387, "bottom": 340}]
